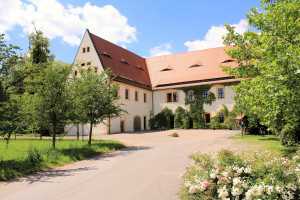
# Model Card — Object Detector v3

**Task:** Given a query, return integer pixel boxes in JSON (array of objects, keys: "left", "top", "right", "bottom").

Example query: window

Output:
[
  {"left": 205, "top": 113, "right": 211, "bottom": 123},
  {"left": 167, "top": 93, "right": 172, "bottom": 102},
  {"left": 94, "top": 67, "right": 98, "bottom": 73},
  {"left": 188, "top": 91, "right": 194, "bottom": 100},
  {"left": 144, "top": 92, "right": 147, "bottom": 103},
  {"left": 87, "top": 62, "right": 91, "bottom": 66},
  {"left": 219, "top": 113, "right": 225, "bottom": 123},
  {"left": 120, "top": 59, "right": 129, "bottom": 65},
  {"left": 204, "top": 90, "right": 209, "bottom": 99},
  {"left": 82, "top": 48, "right": 86, "bottom": 53},
  {"left": 135, "top": 90, "right": 139, "bottom": 101},
  {"left": 189, "top": 64, "right": 202, "bottom": 68},
  {"left": 74, "top": 70, "right": 78, "bottom": 77},
  {"left": 173, "top": 92, "right": 178, "bottom": 102},
  {"left": 87, "top": 47, "right": 90, "bottom": 52},
  {"left": 166, "top": 92, "right": 179, "bottom": 103},
  {"left": 217, "top": 87, "right": 225, "bottom": 99},
  {"left": 81, "top": 63, "right": 85, "bottom": 67},
  {"left": 125, "top": 88, "right": 130, "bottom": 100}
]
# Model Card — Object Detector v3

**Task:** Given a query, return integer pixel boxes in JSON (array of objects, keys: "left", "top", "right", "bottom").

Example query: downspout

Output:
[{"left": 152, "top": 90, "right": 154, "bottom": 116}]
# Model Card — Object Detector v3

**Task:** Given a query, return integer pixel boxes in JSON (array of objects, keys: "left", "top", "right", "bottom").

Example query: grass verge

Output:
[
  {"left": 229, "top": 132, "right": 298, "bottom": 156},
  {"left": 0, "top": 139, "right": 124, "bottom": 181}
]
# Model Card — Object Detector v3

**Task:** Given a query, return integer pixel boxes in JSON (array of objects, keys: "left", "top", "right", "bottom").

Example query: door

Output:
[
  {"left": 133, "top": 116, "right": 141, "bottom": 131},
  {"left": 120, "top": 120, "right": 125, "bottom": 132}
]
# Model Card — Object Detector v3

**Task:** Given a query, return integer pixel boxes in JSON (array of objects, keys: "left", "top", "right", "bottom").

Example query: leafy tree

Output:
[
  {"left": 0, "top": 34, "right": 21, "bottom": 77},
  {"left": 222, "top": 0, "right": 300, "bottom": 145},
  {"left": 28, "top": 30, "right": 52, "bottom": 64},
  {"left": 73, "top": 67, "right": 125, "bottom": 145},
  {"left": 23, "top": 61, "right": 73, "bottom": 149},
  {"left": 0, "top": 34, "right": 22, "bottom": 139}
]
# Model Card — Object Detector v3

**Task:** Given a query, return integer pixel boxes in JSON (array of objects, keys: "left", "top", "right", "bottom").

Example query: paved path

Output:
[{"left": 0, "top": 130, "right": 239, "bottom": 200}]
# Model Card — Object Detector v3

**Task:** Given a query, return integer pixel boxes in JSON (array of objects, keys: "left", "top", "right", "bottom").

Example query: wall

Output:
[
  {"left": 109, "top": 82, "right": 152, "bottom": 133},
  {"left": 152, "top": 84, "right": 236, "bottom": 117},
  {"left": 73, "top": 30, "right": 104, "bottom": 76}
]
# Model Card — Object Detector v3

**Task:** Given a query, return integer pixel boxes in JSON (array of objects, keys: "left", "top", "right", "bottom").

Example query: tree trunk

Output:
[
  {"left": 76, "top": 124, "right": 79, "bottom": 140},
  {"left": 88, "top": 122, "right": 93, "bottom": 145},
  {"left": 53, "top": 124, "right": 56, "bottom": 149}
]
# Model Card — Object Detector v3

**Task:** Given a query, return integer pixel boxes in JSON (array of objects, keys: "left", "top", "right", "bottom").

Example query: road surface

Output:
[{"left": 0, "top": 130, "right": 239, "bottom": 200}]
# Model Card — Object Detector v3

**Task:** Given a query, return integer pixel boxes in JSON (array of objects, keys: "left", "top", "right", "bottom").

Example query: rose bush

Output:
[{"left": 179, "top": 150, "right": 299, "bottom": 200}]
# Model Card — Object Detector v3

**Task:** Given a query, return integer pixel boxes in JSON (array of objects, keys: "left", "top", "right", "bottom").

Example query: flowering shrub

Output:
[{"left": 179, "top": 150, "right": 299, "bottom": 200}]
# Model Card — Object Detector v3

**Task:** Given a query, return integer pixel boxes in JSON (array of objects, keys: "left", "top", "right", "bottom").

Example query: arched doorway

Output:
[{"left": 133, "top": 116, "right": 141, "bottom": 131}]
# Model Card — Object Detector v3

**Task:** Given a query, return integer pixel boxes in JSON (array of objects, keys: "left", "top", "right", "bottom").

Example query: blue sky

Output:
[{"left": 1, "top": 0, "right": 261, "bottom": 64}]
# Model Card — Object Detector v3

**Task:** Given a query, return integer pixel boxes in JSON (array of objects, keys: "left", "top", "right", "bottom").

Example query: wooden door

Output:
[
  {"left": 120, "top": 120, "right": 125, "bottom": 132},
  {"left": 133, "top": 116, "right": 141, "bottom": 131}
]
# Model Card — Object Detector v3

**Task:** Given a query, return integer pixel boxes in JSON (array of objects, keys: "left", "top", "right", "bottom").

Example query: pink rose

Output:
[
  {"left": 217, "top": 166, "right": 222, "bottom": 171},
  {"left": 210, "top": 186, "right": 214, "bottom": 190},
  {"left": 190, "top": 188, "right": 195, "bottom": 194},
  {"left": 203, "top": 180, "right": 209, "bottom": 187}
]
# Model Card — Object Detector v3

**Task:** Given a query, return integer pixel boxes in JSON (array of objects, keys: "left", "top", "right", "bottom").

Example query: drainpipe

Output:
[{"left": 152, "top": 90, "right": 154, "bottom": 116}]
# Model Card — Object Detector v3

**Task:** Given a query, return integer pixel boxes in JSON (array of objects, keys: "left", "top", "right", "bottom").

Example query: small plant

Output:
[
  {"left": 179, "top": 149, "right": 299, "bottom": 200},
  {"left": 171, "top": 132, "right": 179, "bottom": 137}
]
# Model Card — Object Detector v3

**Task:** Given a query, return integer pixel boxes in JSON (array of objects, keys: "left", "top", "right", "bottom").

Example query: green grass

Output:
[
  {"left": 229, "top": 132, "right": 299, "bottom": 156},
  {"left": 0, "top": 139, "right": 124, "bottom": 181}
]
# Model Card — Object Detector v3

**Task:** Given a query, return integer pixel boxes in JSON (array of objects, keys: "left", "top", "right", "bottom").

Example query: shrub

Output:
[
  {"left": 171, "top": 132, "right": 179, "bottom": 137},
  {"left": 149, "top": 107, "right": 173, "bottom": 130},
  {"left": 280, "top": 123, "right": 300, "bottom": 146},
  {"left": 175, "top": 106, "right": 187, "bottom": 129},
  {"left": 179, "top": 150, "right": 299, "bottom": 200}
]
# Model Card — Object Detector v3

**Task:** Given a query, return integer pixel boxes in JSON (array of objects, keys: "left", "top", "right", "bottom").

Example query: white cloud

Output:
[
  {"left": 184, "top": 19, "right": 248, "bottom": 51},
  {"left": 149, "top": 43, "right": 172, "bottom": 57},
  {"left": 0, "top": 0, "right": 137, "bottom": 46}
]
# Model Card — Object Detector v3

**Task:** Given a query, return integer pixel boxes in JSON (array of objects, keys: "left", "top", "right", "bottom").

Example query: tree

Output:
[
  {"left": 0, "top": 34, "right": 21, "bottom": 77},
  {"left": 0, "top": 34, "right": 22, "bottom": 139},
  {"left": 23, "top": 61, "right": 73, "bottom": 149},
  {"left": 222, "top": 0, "right": 300, "bottom": 145},
  {"left": 28, "top": 30, "right": 52, "bottom": 64},
  {"left": 73, "top": 67, "right": 125, "bottom": 145}
]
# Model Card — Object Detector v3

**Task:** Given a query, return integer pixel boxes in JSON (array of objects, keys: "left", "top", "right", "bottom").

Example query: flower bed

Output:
[{"left": 179, "top": 150, "right": 299, "bottom": 200}]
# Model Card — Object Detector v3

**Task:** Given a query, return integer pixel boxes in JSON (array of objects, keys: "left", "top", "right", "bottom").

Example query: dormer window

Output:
[
  {"left": 222, "top": 59, "right": 235, "bottom": 63},
  {"left": 120, "top": 58, "right": 129, "bottom": 65},
  {"left": 101, "top": 51, "right": 112, "bottom": 59},
  {"left": 136, "top": 65, "right": 144, "bottom": 71},
  {"left": 189, "top": 64, "right": 202, "bottom": 68},
  {"left": 160, "top": 65, "right": 173, "bottom": 72}
]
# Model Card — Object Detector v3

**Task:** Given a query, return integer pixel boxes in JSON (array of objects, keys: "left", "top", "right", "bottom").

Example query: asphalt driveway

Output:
[{"left": 0, "top": 129, "right": 239, "bottom": 200}]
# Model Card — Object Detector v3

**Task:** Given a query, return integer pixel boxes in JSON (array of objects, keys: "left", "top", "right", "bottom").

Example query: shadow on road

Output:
[{"left": 4, "top": 146, "right": 152, "bottom": 185}]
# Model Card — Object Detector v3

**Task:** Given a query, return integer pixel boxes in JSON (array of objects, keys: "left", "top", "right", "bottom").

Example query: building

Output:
[{"left": 66, "top": 30, "right": 240, "bottom": 135}]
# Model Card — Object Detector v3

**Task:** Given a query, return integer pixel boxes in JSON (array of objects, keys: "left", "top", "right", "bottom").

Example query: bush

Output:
[
  {"left": 171, "top": 132, "right": 179, "bottom": 137},
  {"left": 179, "top": 150, "right": 299, "bottom": 200},
  {"left": 280, "top": 123, "right": 300, "bottom": 146},
  {"left": 175, "top": 106, "right": 187, "bottom": 129},
  {"left": 149, "top": 107, "right": 173, "bottom": 130}
]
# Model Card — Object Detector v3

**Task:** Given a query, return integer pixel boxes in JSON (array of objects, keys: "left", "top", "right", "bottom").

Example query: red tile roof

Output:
[
  {"left": 88, "top": 30, "right": 239, "bottom": 90},
  {"left": 89, "top": 31, "right": 152, "bottom": 90},
  {"left": 146, "top": 46, "right": 240, "bottom": 90}
]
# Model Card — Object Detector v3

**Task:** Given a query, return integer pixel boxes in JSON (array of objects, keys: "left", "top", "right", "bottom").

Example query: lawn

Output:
[
  {"left": 229, "top": 132, "right": 299, "bottom": 156},
  {"left": 0, "top": 139, "right": 124, "bottom": 181}
]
